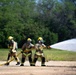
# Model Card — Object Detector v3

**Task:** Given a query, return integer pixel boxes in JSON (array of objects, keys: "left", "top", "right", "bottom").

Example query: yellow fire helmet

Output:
[
  {"left": 27, "top": 38, "right": 32, "bottom": 41},
  {"left": 38, "top": 37, "right": 43, "bottom": 41},
  {"left": 8, "top": 36, "right": 13, "bottom": 40}
]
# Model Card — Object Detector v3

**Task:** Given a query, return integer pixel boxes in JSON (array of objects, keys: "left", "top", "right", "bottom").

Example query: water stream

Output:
[{"left": 50, "top": 38, "right": 76, "bottom": 52}]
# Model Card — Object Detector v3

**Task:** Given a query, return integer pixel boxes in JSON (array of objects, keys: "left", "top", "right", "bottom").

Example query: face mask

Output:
[
  {"left": 38, "top": 40, "right": 43, "bottom": 44},
  {"left": 27, "top": 41, "right": 31, "bottom": 44}
]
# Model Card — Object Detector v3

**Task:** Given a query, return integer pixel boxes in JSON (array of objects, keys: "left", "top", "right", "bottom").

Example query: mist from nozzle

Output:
[{"left": 50, "top": 39, "right": 76, "bottom": 52}]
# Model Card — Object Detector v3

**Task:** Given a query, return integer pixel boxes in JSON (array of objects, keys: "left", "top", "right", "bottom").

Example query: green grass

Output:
[
  {"left": 44, "top": 49, "right": 76, "bottom": 61},
  {"left": 0, "top": 48, "right": 76, "bottom": 61},
  {"left": 0, "top": 49, "right": 9, "bottom": 61}
]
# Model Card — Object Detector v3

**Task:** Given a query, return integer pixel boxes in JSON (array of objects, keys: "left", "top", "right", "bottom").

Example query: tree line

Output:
[{"left": 0, "top": 0, "right": 76, "bottom": 48}]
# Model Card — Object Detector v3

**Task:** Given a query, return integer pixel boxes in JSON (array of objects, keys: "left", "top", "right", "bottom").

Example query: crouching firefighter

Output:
[
  {"left": 32, "top": 37, "right": 46, "bottom": 66},
  {"left": 5, "top": 36, "right": 20, "bottom": 65},
  {"left": 20, "top": 38, "right": 34, "bottom": 66}
]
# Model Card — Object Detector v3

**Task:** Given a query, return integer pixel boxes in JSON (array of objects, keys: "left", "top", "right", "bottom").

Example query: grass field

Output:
[{"left": 0, "top": 48, "right": 76, "bottom": 61}]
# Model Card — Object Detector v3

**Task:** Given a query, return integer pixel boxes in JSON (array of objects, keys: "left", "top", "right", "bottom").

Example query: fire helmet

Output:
[
  {"left": 8, "top": 36, "right": 13, "bottom": 40},
  {"left": 27, "top": 38, "right": 32, "bottom": 42},
  {"left": 38, "top": 37, "right": 43, "bottom": 41}
]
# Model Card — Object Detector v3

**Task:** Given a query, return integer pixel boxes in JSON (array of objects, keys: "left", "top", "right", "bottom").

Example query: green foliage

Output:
[{"left": 0, "top": 0, "right": 76, "bottom": 47}]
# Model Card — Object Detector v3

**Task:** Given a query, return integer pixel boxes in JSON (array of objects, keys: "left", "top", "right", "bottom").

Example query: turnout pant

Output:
[
  {"left": 7, "top": 51, "right": 20, "bottom": 63},
  {"left": 33, "top": 54, "right": 45, "bottom": 66},
  {"left": 21, "top": 52, "right": 32, "bottom": 66}
]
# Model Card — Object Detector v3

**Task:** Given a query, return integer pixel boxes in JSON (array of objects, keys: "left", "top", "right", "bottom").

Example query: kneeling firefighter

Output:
[
  {"left": 32, "top": 37, "right": 46, "bottom": 66},
  {"left": 20, "top": 38, "right": 34, "bottom": 66}
]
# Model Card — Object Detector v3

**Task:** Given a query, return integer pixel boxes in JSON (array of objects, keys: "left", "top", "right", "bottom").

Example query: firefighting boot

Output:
[
  {"left": 20, "top": 57, "right": 25, "bottom": 66},
  {"left": 20, "top": 63, "right": 24, "bottom": 66},
  {"left": 41, "top": 57, "right": 46, "bottom": 66},
  {"left": 5, "top": 62, "right": 9, "bottom": 66},
  {"left": 41, "top": 64, "right": 46, "bottom": 66},
  {"left": 16, "top": 62, "right": 20, "bottom": 65},
  {"left": 32, "top": 58, "right": 38, "bottom": 66}
]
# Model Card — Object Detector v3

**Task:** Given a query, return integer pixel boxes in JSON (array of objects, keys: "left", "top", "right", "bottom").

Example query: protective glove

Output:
[
  {"left": 21, "top": 50, "right": 23, "bottom": 53},
  {"left": 12, "top": 49, "right": 16, "bottom": 52}
]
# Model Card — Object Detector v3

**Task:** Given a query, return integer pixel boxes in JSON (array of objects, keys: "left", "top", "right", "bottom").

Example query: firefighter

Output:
[
  {"left": 32, "top": 37, "right": 46, "bottom": 66},
  {"left": 5, "top": 36, "right": 20, "bottom": 65},
  {"left": 20, "top": 38, "right": 34, "bottom": 66}
]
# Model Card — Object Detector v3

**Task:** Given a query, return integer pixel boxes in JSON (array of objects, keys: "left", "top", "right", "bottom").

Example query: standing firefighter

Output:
[
  {"left": 20, "top": 38, "right": 34, "bottom": 66},
  {"left": 32, "top": 37, "right": 46, "bottom": 66},
  {"left": 5, "top": 36, "right": 20, "bottom": 65}
]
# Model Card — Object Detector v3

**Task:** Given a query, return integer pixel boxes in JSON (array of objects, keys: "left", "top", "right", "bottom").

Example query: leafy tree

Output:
[{"left": 0, "top": 0, "right": 76, "bottom": 48}]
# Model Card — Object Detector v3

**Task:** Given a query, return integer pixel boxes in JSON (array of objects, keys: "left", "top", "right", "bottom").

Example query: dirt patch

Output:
[{"left": 0, "top": 61, "right": 76, "bottom": 75}]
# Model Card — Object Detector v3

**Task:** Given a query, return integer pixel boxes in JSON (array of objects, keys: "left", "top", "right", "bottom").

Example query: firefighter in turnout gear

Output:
[
  {"left": 32, "top": 37, "right": 46, "bottom": 66},
  {"left": 20, "top": 38, "right": 34, "bottom": 66},
  {"left": 5, "top": 36, "right": 20, "bottom": 65}
]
